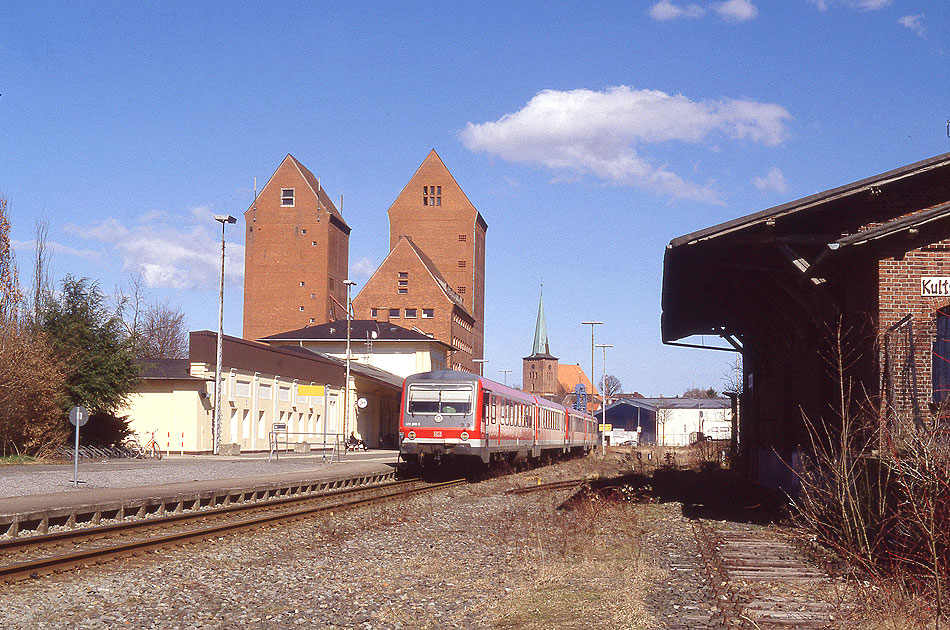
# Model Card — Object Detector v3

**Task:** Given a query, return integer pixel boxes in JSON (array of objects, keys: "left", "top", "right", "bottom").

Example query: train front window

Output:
[{"left": 407, "top": 385, "right": 474, "bottom": 415}]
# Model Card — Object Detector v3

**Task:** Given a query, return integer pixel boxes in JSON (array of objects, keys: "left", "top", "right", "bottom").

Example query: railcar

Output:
[{"left": 399, "top": 370, "right": 596, "bottom": 469}]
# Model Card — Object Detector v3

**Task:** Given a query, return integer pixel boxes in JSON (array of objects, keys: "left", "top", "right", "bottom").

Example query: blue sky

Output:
[{"left": 1, "top": 1, "right": 947, "bottom": 396}]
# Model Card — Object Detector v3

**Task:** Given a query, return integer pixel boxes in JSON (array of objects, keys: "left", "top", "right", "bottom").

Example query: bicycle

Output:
[{"left": 143, "top": 430, "right": 163, "bottom": 459}]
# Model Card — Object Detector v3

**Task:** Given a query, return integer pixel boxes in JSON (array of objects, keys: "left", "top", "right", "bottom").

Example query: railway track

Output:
[
  {"left": 690, "top": 519, "right": 856, "bottom": 629},
  {"left": 0, "top": 477, "right": 464, "bottom": 584}
]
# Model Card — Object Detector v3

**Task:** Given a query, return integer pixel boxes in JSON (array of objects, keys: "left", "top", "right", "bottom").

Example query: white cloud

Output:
[
  {"left": 11, "top": 239, "right": 103, "bottom": 262},
  {"left": 460, "top": 86, "right": 792, "bottom": 203},
  {"left": 808, "top": 0, "right": 892, "bottom": 10},
  {"left": 349, "top": 257, "right": 377, "bottom": 280},
  {"left": 715, "top": 0, "right": 757, "bottom": 21},
  {"left": 64, "top": 211, "right": 244, "bottom": 290},
  {"left": 899, "top": 14, "right": 925, "bottom": 37},
  {"left": 650, "top": 0, "right": 756, "bottom": 22},
  {"left": 753, "top": 167, "right": 789, "bottom": 194}
]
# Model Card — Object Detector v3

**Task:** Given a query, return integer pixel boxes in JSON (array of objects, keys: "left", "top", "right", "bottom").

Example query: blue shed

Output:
[{"left": 596, "top": 398, "right": 658, "bottom": 444}]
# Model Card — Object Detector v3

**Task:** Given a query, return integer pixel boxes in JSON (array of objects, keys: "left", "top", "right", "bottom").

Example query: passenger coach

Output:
[{"left": 399, "top": 370, "right": 596, "bottom": 468}]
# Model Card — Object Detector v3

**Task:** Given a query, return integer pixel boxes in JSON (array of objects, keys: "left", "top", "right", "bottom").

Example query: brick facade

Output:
[
  {"left": 353, "top": 150, "right": 487, "bottom": 372},
  {"left": 523, "top": 356, "right": 559, "bottom": 398},
  {"left": 243, "top": 155, "right": 350, "bottom": 342}
]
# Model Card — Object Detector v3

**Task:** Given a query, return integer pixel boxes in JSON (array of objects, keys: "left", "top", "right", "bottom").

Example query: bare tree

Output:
[
  {"left": 0, "top": 196, "right": 21, "bottom": 329},
  {"left": 683, "top": 386, "right": 719, "bottom": 398},
  {"left": 29, "top": 218, "right": 52, "bottom": 330},
  {"left": 114, "top": 274, "right": 188, "bottom": 359},
  {"left": 603, "top": 374, "right": 623, "bottom": 399},
  {"left": 138, "top": 301, "right": 188, "bottom": 359}
]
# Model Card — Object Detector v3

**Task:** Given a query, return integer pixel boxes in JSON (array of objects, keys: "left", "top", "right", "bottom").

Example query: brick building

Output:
[
  {"left": 353, "top": 150, "right": 487, "bottom": 372},
  {"left": 523, "top": 290, "right": 559, "bottom": 398},
  {"left": 523, "top": 290, "right": 600, "bottom": 410},
  {"left": 243, "top": 155, "right": 350, "bottom": 342},
  {"left": 661, "top": 152, "right": 950, "bottom": 489}
]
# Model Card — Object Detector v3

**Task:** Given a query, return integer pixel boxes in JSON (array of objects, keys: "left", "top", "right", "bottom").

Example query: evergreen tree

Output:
[{"left": 40, "top": 276, "right": 140, "bottom": 421}]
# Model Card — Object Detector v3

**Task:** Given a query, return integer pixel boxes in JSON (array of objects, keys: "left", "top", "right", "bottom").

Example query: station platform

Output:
[{"left": 0, "top": 450, "right": 400, "bottom": 536}]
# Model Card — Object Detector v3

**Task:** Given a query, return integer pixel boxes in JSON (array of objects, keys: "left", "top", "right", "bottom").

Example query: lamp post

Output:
[
  {"left": 499, "top": 369, "right": 512, "bottom": 386},
  {"left": 212, "top": 214, "right": 237, "bottom": 456},
  {"left": 342, "top": 280, "right": 357, "bottom": 441},
  {"left": 595, "top": 343, "right": 613, "bottom": 455},
  {"left": 581, "top": 321, "right": 603, "bottom": 411},
  {"left": 472, "top": 358, "right": 488, "bottom": 376}
]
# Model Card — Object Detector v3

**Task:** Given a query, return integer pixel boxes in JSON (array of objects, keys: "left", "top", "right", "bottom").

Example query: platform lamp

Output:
[
  {"left": 596, "top": 343, "right": 613, "bottom": 455},
  {"left": 581, "top": 321, "right": 603, "bottom": 414},
  {"left": 212, "top": 214, "right": 237, "bottom": 456},
  {"left": 499, "top": 369, "right": 512, "bottom": 386},
  {"left": 343, "top": 280, "right": 357, "bottom": 440},
  {"left": 472, "top": 358, "right": 488, "bottom": 376}
]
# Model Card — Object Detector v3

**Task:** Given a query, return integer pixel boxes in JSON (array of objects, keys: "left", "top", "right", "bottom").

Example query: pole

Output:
[
  {"left": 499, "top": 369, "right": 512, "bottom": 386},
  {"left": 214, "top": 220, "right": 225, "bottom": 456},
  {"left": 343, "top": 280, "right": 356, "bottom": 440},
  {"left": 596, "top": 343, "right": 612, "bottom": 456},
  {"left": 212, "top": 215, "right": 236, "bottom": 456},
  {"left": 73, "top": 417, "right": 80, "bottom": 486}
]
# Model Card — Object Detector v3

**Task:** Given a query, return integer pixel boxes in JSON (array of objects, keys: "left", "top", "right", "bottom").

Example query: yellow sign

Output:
[
  {"left": 298, "top": 385, "right": 325, "bottom": 396},
  {"left": 599, "top": 424, "right": 612, "bottom": 432}
]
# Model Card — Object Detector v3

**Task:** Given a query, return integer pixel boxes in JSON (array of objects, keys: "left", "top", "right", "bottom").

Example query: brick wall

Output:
[{"left": 243, "top": 156, "right": 349, "bottom": 341}]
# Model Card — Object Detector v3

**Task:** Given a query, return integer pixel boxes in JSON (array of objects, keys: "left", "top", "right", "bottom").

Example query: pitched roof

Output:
[
  {"left": 389, "top": 149, "right": 488, "bottom": 232},
  {"left": 355, "top": 236, "right": 471, "bottom": 316},
  {"left": 246, "top": 154, "right": 349, "bottom": 229},
  {"left": 528, "top": 289, "right": 554, "bottom": 358},
  {"left": 637, "top": 397, "right": 731, "bottom": 409},
  {"left": 557, "top": 363, "right": 599, "bottom": 396},
  {"left": 258, "top": 319, "right": 452, "bottom": 349},
  {"left": 137, "top": 358, "right": 205, "bottom": 380},
  {"left": 669, "top": 152, "right": 950, "bottom": 248}
]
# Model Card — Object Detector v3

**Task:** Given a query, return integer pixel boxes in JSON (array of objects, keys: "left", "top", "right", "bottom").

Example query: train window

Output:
[
  {"left": 407, "top": 384, "right": 473, "bottom": 415},
  {"left": 491, "top": 395, "right": 497, "bottom": 423}
]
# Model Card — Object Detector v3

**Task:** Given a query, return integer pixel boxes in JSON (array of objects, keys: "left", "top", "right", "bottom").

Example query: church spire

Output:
[{"left": 531, "top": 283, "right": 551, "bottom": 357}]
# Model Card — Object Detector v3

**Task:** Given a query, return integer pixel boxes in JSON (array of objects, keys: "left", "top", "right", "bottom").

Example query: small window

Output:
[
  {"left": 301, "top": 228, "right": 307, "bottom": 234},
  {"left": 422, "top": 308, "right": 434, "bottom": 318},
  {"left": 399, "top": 272, "right": 408, "bottom": 278},
  {"left": 398, "top": 288, "right": 408, "bottom": 294},
  {"left": 405, "top": 308, "right": 417, "bottom": 318},
  {"left": 309, "top": 318, "right": 315, "bottom": 323},
  {"left": 423, "top": 184, "right": 441, "bottom": 206},
  {"left": 389, "top": 308, "right": 400, "bottom": 319},
  {"left": 371, "top": 308, "right": 378, "bottom": 318},
  {"left": 458, "top": 234, "right": 467, "bottom": 242},
  {"left": 310, "top": 293, "right": 315, "bottom": 299},
  {"left": 299, "top": 281, "right": 306, "bottom": 287},
  {"left": 281, "top": 188, "right": 295, "bottom": 207},
  {"left": 457, "top": 286, "right": 466, "bottom": 294},
  {"left": 457, "top": 260, "right": 466, "bottom": 268},
  {"left": 299, "top": 306, "right": 305, "bottom": 311},
  {"left": 398, "top": 280, "right": 408, "bottom": 286},
  {"left": 311, "top": 241, "right": 317, "bottom": 247}
]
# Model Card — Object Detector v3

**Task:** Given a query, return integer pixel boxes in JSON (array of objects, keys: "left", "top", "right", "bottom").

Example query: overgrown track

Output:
[
  {"left": 0, "top": 478, "right": 464, "bottom": 584},
  {"left": 691, "top": 519, "right": 855, "bottom": 629}
]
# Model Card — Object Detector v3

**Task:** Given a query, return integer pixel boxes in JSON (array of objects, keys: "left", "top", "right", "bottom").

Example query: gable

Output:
[
  {"left": 388, "top": 149, "right": 486, "bottom": 228},
  {"left": 245, "top": 154, "right": 349, "bottom": 232}
]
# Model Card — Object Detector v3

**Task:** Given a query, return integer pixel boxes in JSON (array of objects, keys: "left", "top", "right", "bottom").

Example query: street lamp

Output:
[
  {"left": 581, "top": 321, "right": 603, "bottom": 411},
  {"left": 213, "top": 214, "right": 237, "bottom": 456},
  {"left": 596, "top": 343, "right": 613, "bottom": 455},
  {"left": 343, "top": 279, "right": 357, "bottom": 440},
  {"left": 472, "top": 358, "right": 488, "bottom": 376},
  {"left": 498, "top": 369, "right": 512, "bottom": 386}
]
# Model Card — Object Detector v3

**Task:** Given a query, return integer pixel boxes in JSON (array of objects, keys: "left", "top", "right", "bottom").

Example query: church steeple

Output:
[{"left": 531, "top": 285, "right": 551, "bottom": 357}]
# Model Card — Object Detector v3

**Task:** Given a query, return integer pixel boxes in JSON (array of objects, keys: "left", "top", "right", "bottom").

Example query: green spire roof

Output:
[{"left": 531, "top": 287, "right": 552, "bottom": 357}]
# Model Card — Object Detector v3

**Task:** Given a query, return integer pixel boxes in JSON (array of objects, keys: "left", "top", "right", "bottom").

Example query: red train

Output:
[{"left": 399, "top": 370, "right": 597, "bottom": 468}]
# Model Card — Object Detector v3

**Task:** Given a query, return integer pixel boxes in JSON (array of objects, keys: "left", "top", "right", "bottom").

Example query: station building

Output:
[
  {"left": 122, "top": 330, "right": 403, "bottom": 453},
  {"left": 661, "top": 152, "right": 950, "bottom": 489},
  {"left": 258, "top": 319, "right": 451, "bottom": 378}
]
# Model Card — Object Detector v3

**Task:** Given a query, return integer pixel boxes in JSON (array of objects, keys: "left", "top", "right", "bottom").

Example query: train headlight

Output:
[
  {"left": 460, "top": 431, "right": 469, "bottom": 441},
  {"left": 407, "top": 431, "right": 416, "bottom": 440}
]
